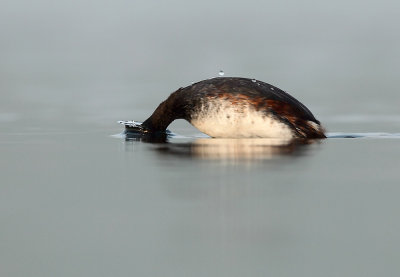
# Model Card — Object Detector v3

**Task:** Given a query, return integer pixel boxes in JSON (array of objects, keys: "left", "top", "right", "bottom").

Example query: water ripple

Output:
[{"left": 327, "top": 132, "right": 400, "bottom": 139}]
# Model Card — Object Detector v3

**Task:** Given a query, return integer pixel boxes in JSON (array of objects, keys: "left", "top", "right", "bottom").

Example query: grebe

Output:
[{"left": 133, "top": 77, "right": 326, "bottom": 139}]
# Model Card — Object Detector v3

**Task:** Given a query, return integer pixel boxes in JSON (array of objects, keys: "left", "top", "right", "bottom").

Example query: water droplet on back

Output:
[
  {"left": 270, "top": 87, "right": 274, "bottom": 91},
  {"left": 251, "top": 79, "right": 256, "bottom": 83},
  {"left": 218, "top": 70, "right": 225, "bottom": 76}
]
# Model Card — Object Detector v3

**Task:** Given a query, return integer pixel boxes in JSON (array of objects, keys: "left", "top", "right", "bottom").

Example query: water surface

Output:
[{"left": 1, "top": 123, "right": 400, "bottom": 276}]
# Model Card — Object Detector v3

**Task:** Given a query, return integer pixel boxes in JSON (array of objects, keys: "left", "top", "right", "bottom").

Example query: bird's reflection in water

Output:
[
  {"left": 189, "top": 138, "right": 301, "bottom": 160},
  {"left": 123, "top": 130, "right": 317, "bottom": 162},
  {"left": 124, "top": 130, "right": 169, "bottom": 143},
  {"left": 155, "top": 138, "right": 315, "bottom": 162}
]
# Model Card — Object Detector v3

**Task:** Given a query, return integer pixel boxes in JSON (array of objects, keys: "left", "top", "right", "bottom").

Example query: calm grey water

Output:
[{"left": 1, "top": 0, "right": 400, "bottom": 276}]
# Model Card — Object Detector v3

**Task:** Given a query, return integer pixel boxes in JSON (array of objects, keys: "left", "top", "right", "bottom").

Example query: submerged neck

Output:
[
  {"left": 142, "top": 99, "right": 177, "bottom": 132},
  {"left": 142, "top": 88, "right": 189, "bottom": 133}
]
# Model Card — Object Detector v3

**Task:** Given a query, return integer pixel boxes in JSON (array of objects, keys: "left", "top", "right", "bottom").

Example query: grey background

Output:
[{"left": 2, "top": 0, "right": 399, "bottom": 130}]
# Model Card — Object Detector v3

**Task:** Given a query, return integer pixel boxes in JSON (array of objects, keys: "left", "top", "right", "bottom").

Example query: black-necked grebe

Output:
[{"left": 135, "top": 77, "right": 325, "bottom": 139}]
